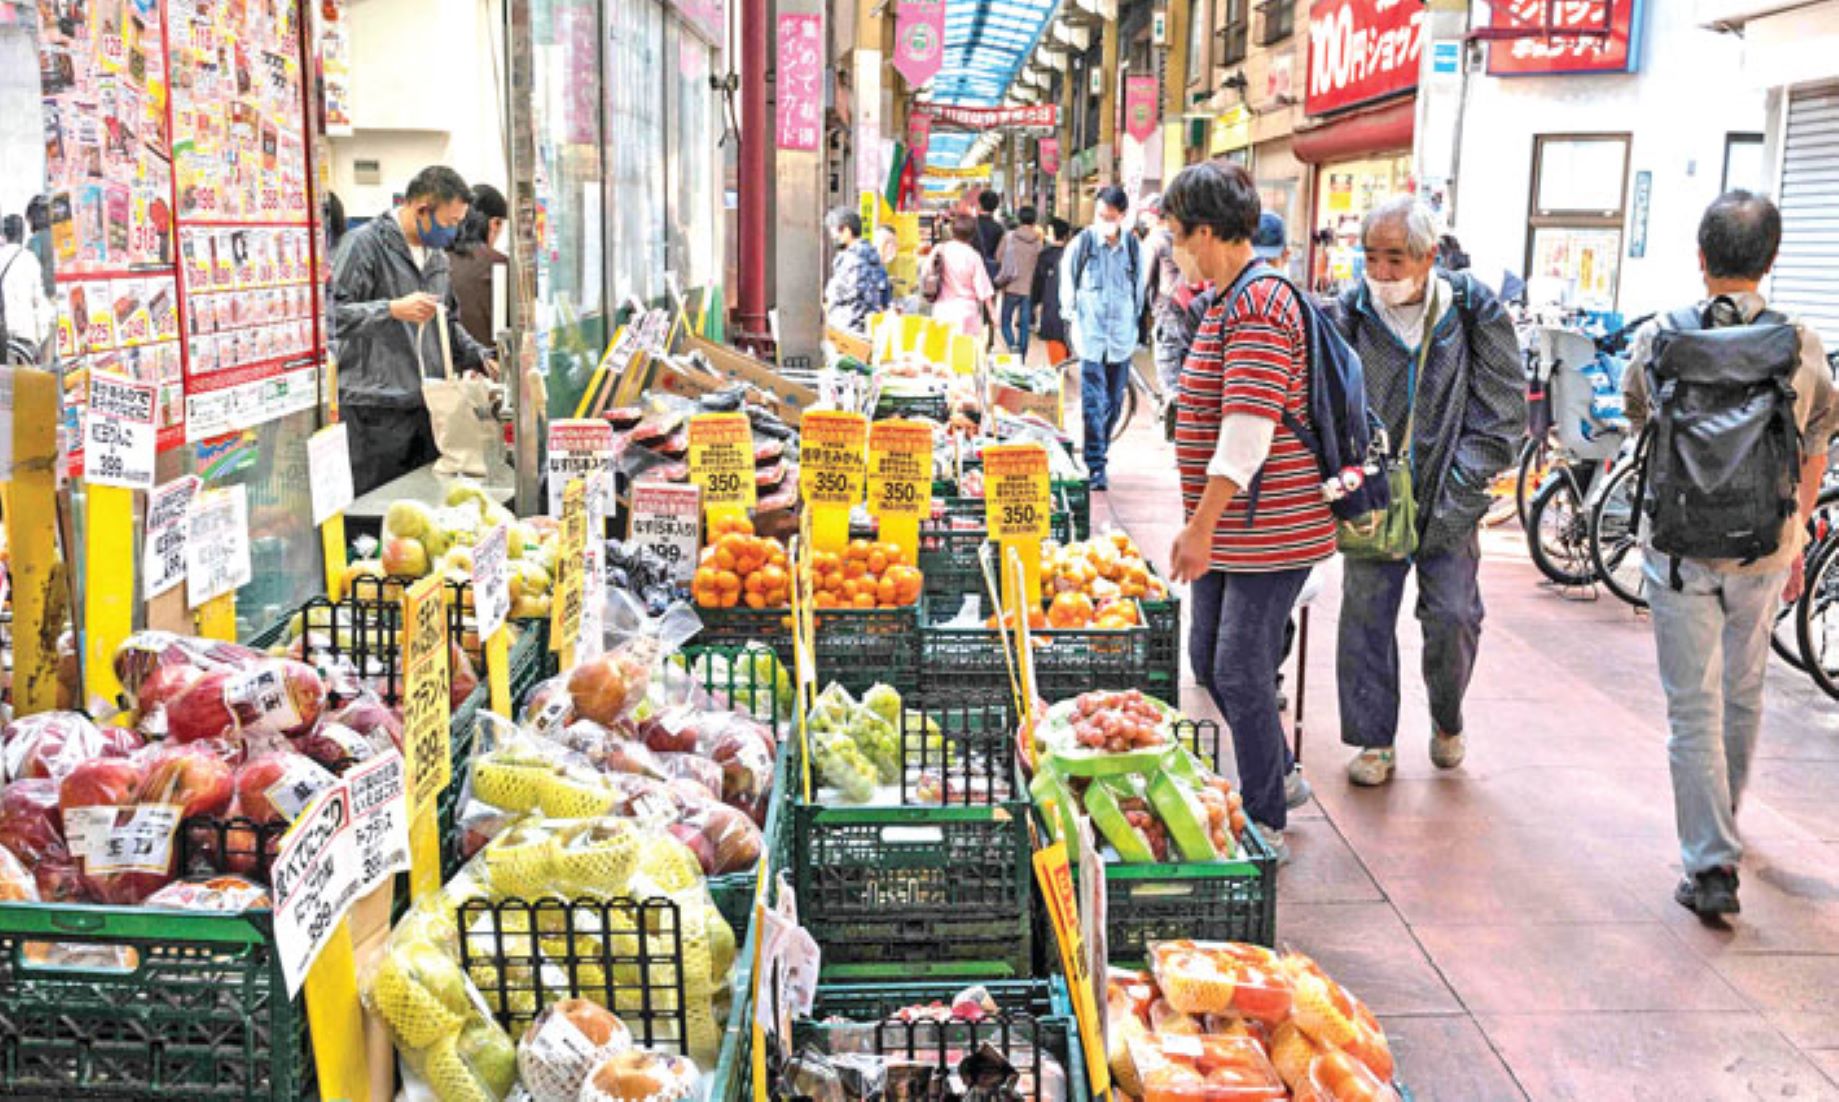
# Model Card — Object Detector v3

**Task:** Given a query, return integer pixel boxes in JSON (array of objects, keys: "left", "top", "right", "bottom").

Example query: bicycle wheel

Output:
[
  {"left": 1588, "top": 460, "right": 1646, "bottom": 608},
  {"left": 1526, "top": 474, "right": 1596, "bottom": 587},
  {"left": 1515, "top": 435, "right": 1553, "bottom": 531},
  {"left": 1796, "top": 534, "right": 1839, "bottom": 701},
  {"left": 1109, "top": 378, "right": 1138, "bottom": 442}
]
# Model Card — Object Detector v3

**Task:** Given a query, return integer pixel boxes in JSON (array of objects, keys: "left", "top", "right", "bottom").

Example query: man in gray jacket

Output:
[
  {"left": 332, "top": 165, "right": 496, "bottom": 495},
  {"left": 1328, "top": 197, "right": 1526, "bottom": 786}
]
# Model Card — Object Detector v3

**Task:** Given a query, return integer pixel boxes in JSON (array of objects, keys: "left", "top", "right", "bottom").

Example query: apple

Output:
[
  {"left": 450, "top": 642, "right": 481, "bottom": 708},
  {"left": 223, "top": 659, "right": 326, "bottom": 738},
  {"left": 666, "top": 822, "right": 717, "bottom": 876},
  {"left": 60, "top": 757, "right": 145, "bottom": 815},
  {"left": 694, "top": 803, "right": 763, "bottom": 875},
  {"left": 2, "top": 712, "right": 107, "bottom": 782},
  {"left": 0, "top": 779, "right": 66, "bottom": 867},
  {"left": 380, "top": 537, "right": 430, "bottom": 578},
  {"left": 326, "top": 694, "right": 404, "bottom": 750},
  {"left": 639, "top": 711, "right": 700, "bottom": 755},
  {"left": 165, "top": 669, "right": 238, "bottom": 743},
  {"left": 234, "top": 750, "right": 337, "bottom": 824},
  {"left": 137, "top": 744, "right": 236, "bottom": 819},
  {"left": 567, "top": 652, "right": 648, "bottom": 726}
]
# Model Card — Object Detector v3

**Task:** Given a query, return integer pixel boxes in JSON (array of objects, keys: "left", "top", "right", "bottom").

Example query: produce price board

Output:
[
  {"left": 142, "top": 475, "right": 200, "bottom": 598},
  {"left": 400, "top": 575, "right": 452, "bottom": 812},
  {"left": 628, "top": 481, "right": 701, "bottom": 584},
  {"left": 867, "top": 419, "right": 932, "bottom": 518},
  {"left": 687, "top": 412, "right": 756, "bottom": 511},
  {"left": 983, "top": 443, "right": 1053, "bottom": 541},
  {"left": 798, "top": 410, "right": 868, "bottom": 508}
]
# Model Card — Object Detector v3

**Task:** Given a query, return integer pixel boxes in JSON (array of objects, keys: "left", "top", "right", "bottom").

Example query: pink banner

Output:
[
  {"left": 908, "top": 111, "right": 932, "bottom": 171},
  {"left": 1124, "top": 75, "right": 1158, "bottom": 144},
  {"left": 893, "top": 0, "right": 946, "bottom": 86},
  {"left": 1040, "top": 137, "right": 1060, "bottom": 175},
  {"left": 776, "top": 13, "right": 824, "bottom": 152}
]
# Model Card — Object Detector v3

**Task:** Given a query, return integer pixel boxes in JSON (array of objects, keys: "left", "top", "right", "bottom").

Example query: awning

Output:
[
  {"left": 1293, "top": 98, "right": 1416, "bottom": 165},
  {"left": 924, "top": 0, "right": 1061, "bottom": 167}
]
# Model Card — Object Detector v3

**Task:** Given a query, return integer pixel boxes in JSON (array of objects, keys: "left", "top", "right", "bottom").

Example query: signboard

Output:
[
  {"left": 798, "top": 411, "right": 869, "bottom": 509},
  {"left": 919, "top": 164, "right": 992, "bottom": 180},
  {"left": 629, "top": 482, "right": 702, "bottom": 584},
  {"left": 185, "top": 486, "right": 252, "bottom": 607},
  {"left": 472, "top": 523, "right": 512, "bottom": 641},
  {"left": 867, "top": 420, "right": 933, "bottom": 519},
  {"left": 550, "top": 480, "right": 589, "bottom": 662},
  {"left": 983, "top": 444, "right": 1052, "bottom": 542},
  {"left": 142, "top": 476, "right": 200, "bottom": 599},
  {"left": 908, "top": 111, "right": 933, "bottom": 172},
  {"left": 1305, "top": 0, "right": 1424, "bottom": 115},
  {"left": 920, "top": 104, "right": 1060, "bottom": 131},
  {"left": 1210, "top": 106, "right": 1251, "bottom": 155},
  {"left": 307, "top": 423, "right": 355, "bottom": 526},
  {"left": 1486, "top": 0, "right": 1642, "bottom": 76},
  {"left": 547, "top": 419, "right": 617, "bottom": 516},
  {"left": 83, "top": 373, "right": 158, "bottom": 490},
  {"left": 893, "top": 0, "right": 946, "bottom": 87},
  {"left": 777, "top": 14, "right": 825, "bottom": 152},
  {"left": 1629, "top": 170, "right": 1652, "bottom": 259},
  {"left": 400, "top": 575, "right": 453, "bottom": 813},
  {"left": 344, "top": 751, "right": 411, "bottom": 896},
  {"left": 1124, "top": 75, "right": 1159, "bottom": 144},
  {"left": 1040, "top": 138, "right": 1061, "bottom": 176},
  {"left": 687, "top": 412, "right": 757, "bottom": 511},
  {"left": 272, "top": 784, "right": 358, "bottom": 998}
]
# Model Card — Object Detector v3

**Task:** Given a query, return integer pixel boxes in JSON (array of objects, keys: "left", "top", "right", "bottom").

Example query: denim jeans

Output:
[
  {"left": 1189, "top": 568, "right": 1309, "bottom": 831},
  {"left": 1644, "top": 550, "right": 1786, "bottom": 875},
  {"left": 1000, "top": 294, "right": 1033, "bottom": 357},
  {"left": 1338, "top": 530, "right": 1484, "bottom": 748},
  {"left": 1080, "top": 358, "right": 1128, "bottom": 478}
]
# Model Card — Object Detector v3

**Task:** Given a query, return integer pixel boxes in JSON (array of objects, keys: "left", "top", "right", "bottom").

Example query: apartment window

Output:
[
  {"left": 1257, "top": 0, "right": 1294, "bottom": 45},
  {"left": 1723, "top": 132, "right": 1767, "bottom": 192},
  {"left": 1525, "top": 134, "right": 1631, "bottom": 311},
  {"left": 1216, "top": 0, "right": 1247, "bottom": 66}
]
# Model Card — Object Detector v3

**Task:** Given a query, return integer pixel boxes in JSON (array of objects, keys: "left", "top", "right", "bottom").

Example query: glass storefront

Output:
[{"left": 1311, "top": 152, "right": 1411, "bottom": 294}]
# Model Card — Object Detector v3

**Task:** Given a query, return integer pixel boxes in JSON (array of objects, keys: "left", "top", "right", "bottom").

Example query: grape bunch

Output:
[
  {"left": 852, "top": 714, "right": 900, "bottom": 785},
  {"left": 1118, "top": 796, "right": 1172, "bottom": 862},
  {"left": 813, "top": 729, "right": 877, "bottom": 802},
  {"left": 605, "top": 540, "right": 689, "bottom": 615},
  {"left": 1070, "top": 689, "right": 1167, "bottom": 753}
]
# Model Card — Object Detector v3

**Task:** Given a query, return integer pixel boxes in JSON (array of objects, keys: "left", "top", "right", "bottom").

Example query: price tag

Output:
[
  {"left": 472, "top": 523, "right": 512, "bottom": 640},
  {"left": 867, "top": 419, "right": 933, "bottom": 519},
  {"left": 307, "top": 423, "right": 354, "bottom": 526},
  {"left": 186, "top": 485, "right": 252, "bottom": 607},
  {"left": 83, "top": 373, "right": 157, "bottom": 490},
  {"left": 88, "top": 803, "right": 181, "bottom": 876},
  {"left": 799, "top": 411, "right": 868, "bottom": 509},
  {"left": 628, "top": 482, "right": 701, "bottom": 584},
  {"left": 687, "top": 412, "right": 756, "bottom": 511},
  {"left": 983, "top": 443, "right": 1053, "bottom": 541},
  {"left": 400, "top": 575, "right": 452, "bottom": 812},
  {"left": 546, "top": 419, "right": 616, "bottom": 517},
  {"left": 549, "top": 479, "right": 588, "bottom": 665},
  {"left": 142, "top": 475, "right": 199, "bottom": 599},
  {"left": 272, "top": 785, "right": 359, "bottom": 998},
  {"left": 344, "top": 751, "right": 411, "bottom": 897},
  {"left": 1033, "top": 842, "right": 1114, "bottom": 1099}
]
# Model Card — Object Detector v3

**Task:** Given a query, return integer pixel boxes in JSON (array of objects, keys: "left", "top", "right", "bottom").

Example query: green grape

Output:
[
  {"left": 852, "top": 713, "right": 900, "bottom": 784},
  {"left": 814, "top": 730, "right": 877, "bottom": 802}
]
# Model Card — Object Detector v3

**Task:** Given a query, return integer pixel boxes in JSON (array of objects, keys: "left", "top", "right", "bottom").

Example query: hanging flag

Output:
[
  {"left": 1124, "top": 75, "right": 1158, "bottom": 144},
  {"left": 907, "top": 111, "right": 933, "bottom": 168},
  {"left": 884, "top": 141, "right": 909, "bottom": 211},
  {"left": 1040, "top": 138, "right": 1061, "bottom": 175},
  {"left": 893, "top": 0, "right": 946, "bottom": 87}
]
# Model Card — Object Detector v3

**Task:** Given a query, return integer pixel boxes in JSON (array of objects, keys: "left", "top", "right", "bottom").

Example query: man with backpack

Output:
[
  {"left": 1622, "top": 190, "right": 1834, "bottom": 919},
  {"left": 1328, "top": 197, "right": 1526, "bottom": 788},
  {"left": 823, "top": 208, "right": 892, "bottom": 334},
  {"left": 1060, "top": 186, "right": 1147, "bottom": 490}
]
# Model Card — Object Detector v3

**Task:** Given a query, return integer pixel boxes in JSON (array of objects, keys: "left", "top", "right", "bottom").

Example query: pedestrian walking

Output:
[
  {"left": 1164, "top": 162, "right": 1336, "bottom": 863},
  {"left": 0, "top": 214, "right": 53, "bottom": 350},
  {"left": 994, "top": 206, "right": 1045, "bottom": 358},
  {"left": 1033, "top": 218, "right": 1072, "bottom": 365},
  {"left": 1060, "top": 186, "right": 1146, "bottom": 491},
  {"left": 823, "top": 208, "right": 893, "bottom": 334},
  {"left": 1328, "top": 196, "right": 1526, "bottom": 787},
  {"left": 925, "top": 212, "right": 995, "bottom": 339},
  {"left": 1622, "top": 191, "right": 1834, "bottom": 918},
  {"left": 1139, "top": 193, "right": 1183, "bottom": 359},
  {"left": 974, "top": 189, "right": 1006, "bottom": 278}
]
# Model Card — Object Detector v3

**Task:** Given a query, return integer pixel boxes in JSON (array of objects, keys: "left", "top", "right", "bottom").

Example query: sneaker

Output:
[
  {"left": 1091, "top": 474, "right": 1110, "bottom": 492},
  {"left": 1284, "top": 767, "right": 1313, "bottom": 810},
  {"left": 1430, "top": 728, "right": 1467, "bottom": 770},
  {"left": 1674, "top": 867, "right": 1741, "bottom": 918},
  {"left": 1346, "top": 748, "right": 1396, "bottom": 787},
  {"left": 1253, "top": 823, "right": 1291, "bottom": 866}
]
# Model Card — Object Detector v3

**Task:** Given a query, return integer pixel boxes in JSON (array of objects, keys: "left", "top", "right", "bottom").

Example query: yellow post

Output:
[
  {"left": 485, "top": 627, "right": 512, "bottom": 717},
  {"left": 400, "top": 575, "right": 452, "bottom": 899},
  {"left": 303, "top": 922, "right": 371, "bottom": 1101},
  {"left": 9, "top": 368, "right": 61, "bottom": 715},
  {"left": 195, "top": 593, "right": 238, "bottom": 641},
  {"left": 321, "top": 515, "right": 348, "bottom": 600},
  {"left": 83, "top": 485, "right": 135, "bottom": 715}
]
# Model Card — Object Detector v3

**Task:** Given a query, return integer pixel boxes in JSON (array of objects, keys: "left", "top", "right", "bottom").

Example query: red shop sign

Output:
[
  {"left": 1305, "top": 0, "right": 1424, "bottom": 116},
  {"left": 1486, "top": 0, "right": 1644, "bottom": 77}
]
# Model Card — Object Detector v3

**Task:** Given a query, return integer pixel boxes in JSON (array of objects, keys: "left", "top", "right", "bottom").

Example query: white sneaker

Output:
[
  {"left": 1284, "top": 767, "right": 1314, "bottom": 810},
  {"left": 1347, "top": 748, "right": 1397, "bottom": 787},
  {"left": 1253, "top": 823, "right": 1291, "bottom": 865},
  {"left": 1431, "top": 729, "right": 1467, "bottom": 770}
]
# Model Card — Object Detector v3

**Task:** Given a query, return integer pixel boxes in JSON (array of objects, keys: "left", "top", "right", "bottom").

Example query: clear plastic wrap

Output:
[
  {"left": 1, "top": 711, "right": 129, "bottom": 783},
  {"left": 144, "top": 874, "right": 271, "bottom": 912},
  {"left": 1126, "top": 1033, "right": 1287, "bottom": 1102},
  {"left": 1148, "top": 940, "right": 1294, "bottom": 1024},
  {"left": 516, "top": 999, "right": 633, "bottom": 1102}
]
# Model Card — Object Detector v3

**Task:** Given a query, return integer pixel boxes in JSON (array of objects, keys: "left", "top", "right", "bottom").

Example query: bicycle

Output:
[{"left": 1052, "top": 355, "right": 1172, "bottom": 443}]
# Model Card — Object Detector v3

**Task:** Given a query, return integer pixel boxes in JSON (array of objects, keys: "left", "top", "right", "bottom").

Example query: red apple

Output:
[
  {"left": 326, "top": 694, "right": 404, "bottom": 750},
  {"left": 137, "top": 745, "right": 235, "bottom": 819},
  {"left": 450, "top": 642, "right": 480, "bottom": 709},
  {"left": 234, "top": 751, "right": 336, "bottom": 824},
  {"left": 60, "top": 757, "right": 145, "bottom": 814},
  {"left": 666, "top": 822, "right": 717, "bottom": 876},
  {"left": 165, "top": 669, "right": 239, "bottom": 743},
  {"left": 0, "top": 780, "right": 66, "bottom": 867},
  {"left": 2, "top": 712, "right": 107, "bottom": 783},
  {"left": 568, "top": 652, "right": 645, "bottom": 726},
  {"left": 640, "top": 710, "right": 701, "bottom": 755},
  {"left": 291, "top": 722, "right": 375, "bottom": 773},
  {"left": 222, "top": 659, "right": 326, "bottom": 738}
]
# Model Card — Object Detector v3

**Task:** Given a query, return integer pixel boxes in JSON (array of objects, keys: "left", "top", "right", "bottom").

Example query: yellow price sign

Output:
[
  {"left": 550, "top": 478, "right": 589, "bottom": 668},
  {"left": 799, "top": 410, "right": 868, "bottom": 509},
  {"left": 688, "top": 412, "right": 757, "bottom": 511},
  {"left": 983, "top": 443, "right": 1053, "bottom": 541},
  {"left": 867, "top": 419, "right": 933, "bottom": 519},
  {"left": 400, "top": 574, "right": 452, "bottom": 813},
  {"left": 1034, "top": 843, "right": 1113, "bottom": 1101}
]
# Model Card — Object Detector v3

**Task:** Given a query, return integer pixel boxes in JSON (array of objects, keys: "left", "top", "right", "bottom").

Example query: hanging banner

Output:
[
  {"left": 892, "top": 0, "right": 946, "bottom": 87},
  {"left": 920, "top": 104, "right": 1060, "bottom": 131},
  {"left": 776, "top": 13, "right": 825, "bottom": 152},
  {"left": 908, "top": 112, "right": 933, "bottom": 160},
  {"left": 1040, "top": 138, "right": 1062, "bottom": 176},
  {"left": 1124, "top": 75, "right": 1159, "bottom": 144},
  {"left": 921, "top": 165, "right": 993, "bottom": 180},
  {"left": 1305, "top": 0, "right": 1424, "bottom": 115},
  {"left": 1485, "top": 0, "right": 1643, "bottom": 76}
]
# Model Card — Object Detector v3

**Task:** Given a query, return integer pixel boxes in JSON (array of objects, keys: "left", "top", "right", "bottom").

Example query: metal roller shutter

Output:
[{"left": 1776, "top": 83, "right": 1839, "bottom": 346}]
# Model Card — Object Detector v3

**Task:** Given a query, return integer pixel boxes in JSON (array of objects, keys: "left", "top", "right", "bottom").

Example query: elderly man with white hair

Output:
[{"left": 1327, "top": 196, "right": 1527, "bottom": 787}]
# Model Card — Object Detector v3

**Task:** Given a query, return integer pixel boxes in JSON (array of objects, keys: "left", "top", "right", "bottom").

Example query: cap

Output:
[{"left": 1252, "top": 211, "right": 1287, "bottom": 259}]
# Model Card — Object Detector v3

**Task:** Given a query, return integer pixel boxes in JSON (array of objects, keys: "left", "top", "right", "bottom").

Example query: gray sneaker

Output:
[
  {"left": 1347, "top": 748, "right": 1397, "bottom": 787},
  {"left": 1254, "top": 823, "right": 1291, "bottom": 866},
  {"left": 1284, "top": 767, "right": 1313, "bottom": 810},
  {"left": 1431, "top": 728, "right": 1467, "bottom": 770}
]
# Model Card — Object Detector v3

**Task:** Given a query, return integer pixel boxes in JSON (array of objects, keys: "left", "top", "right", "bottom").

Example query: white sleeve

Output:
[{"left": 1207, "top": 414, "right": 1276, "bottom": 487}]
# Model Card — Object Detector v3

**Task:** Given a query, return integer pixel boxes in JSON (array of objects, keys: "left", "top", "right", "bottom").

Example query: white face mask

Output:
[
  {"left": 1365, "top": 274, "right": 1420, "bottom": 309},
  {"left": 1098, "top": 217, "right": 1122, "bottom": 239},
  {"left": 1173, "top": 243, "right": 1202, "bottom": 284}
]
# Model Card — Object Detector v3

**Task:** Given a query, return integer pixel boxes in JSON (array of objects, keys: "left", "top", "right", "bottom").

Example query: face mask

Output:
[
  {"left": 1098, "top": 217, "right": 1121, "bottom": 239},
  {"left": 417, "top": 207, "right": 458, "bottom": 250},
  {"left": 1173, "top": 242, "right": 1202, "bottom": 284},
  {"left": 1365, "top": 274, "right": 1419, "bottom": 309}
]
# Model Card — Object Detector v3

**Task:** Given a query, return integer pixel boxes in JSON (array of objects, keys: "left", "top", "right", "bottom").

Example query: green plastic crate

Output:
[
  {"left": 1142, "top": 586, "right": 1181, "bottom": 698},
  {"left": 0, "top": 904, "right": 311, "bottom": 1099},
  {"left": 919, "top": 614, "right": 1153, "bottom": 705},
  {"left": 1080, "top": 824, "right": 1278, "bottom": 964},
  {"left": 693, "top": 603, "right": 919, "bottom": 697}
]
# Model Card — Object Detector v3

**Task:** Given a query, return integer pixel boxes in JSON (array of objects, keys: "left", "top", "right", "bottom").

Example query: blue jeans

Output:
[
  {"left": 1000, "top": 294, "right": 1033, "bottom": 357},
  {"left": 1337, "top": 530, "right": 1484, "bottom": 749},
  {"left": 1189, "top": 568, "right": 1309, "bottom": 831},
  {"left": 1080, "top": 359, "right": 1128, "bottom": 478},
  {"left": 1644, "top": 550, "right": 1786, "bottom": 875}
]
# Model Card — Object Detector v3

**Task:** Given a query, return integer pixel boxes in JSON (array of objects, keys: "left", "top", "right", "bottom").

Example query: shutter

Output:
[{"left": 1775, "top": 83, "right": 1839, "bottom": 347}]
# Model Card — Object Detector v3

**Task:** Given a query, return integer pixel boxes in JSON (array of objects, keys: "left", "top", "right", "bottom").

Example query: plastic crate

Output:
[
  {"left": 693, "top": 603, "right": 919, "bottom": 697},
  {"left": 910, "top": 503, "right": 1077, "bottom": 608},
  {"left": 1141, "top": 587, "right": 1181, "bottom": 697},
  {"left": 792, "top": 700, "right": 1032, "bottom": 980},
  {"left": 919, "top": 614, "right": 1153, "bottom": 705},
  {"left": 1086, "top": 824, "right": 1279, "bottom": 964},
  {"left": 0, "top": 903, "right": 312, "bottom": 1100}
]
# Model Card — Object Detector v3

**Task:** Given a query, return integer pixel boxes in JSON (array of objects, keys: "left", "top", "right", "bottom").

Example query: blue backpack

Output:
[
  {"left": 857, "top": 243, "right": 893, "bottom": 311},
  {"left": 1225, "top": 264, "right": 1389, "bottom": 525}
]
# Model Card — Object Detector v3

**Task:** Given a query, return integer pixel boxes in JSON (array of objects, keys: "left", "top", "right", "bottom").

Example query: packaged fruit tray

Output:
[
  {"left": 792, "top": 699, "right": 1033, "bottom": 980},
  {"left": 0, "top": 903, "right": 312, "bottom": 1100}
]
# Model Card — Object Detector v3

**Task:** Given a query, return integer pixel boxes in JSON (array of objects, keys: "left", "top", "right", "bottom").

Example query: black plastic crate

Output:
[
  {"left": 874, "top": 391, "right": 949, "bottom": 423},
  {"left": 1084, "top": 825, "right": 1278, "bottom": 964},
  {"left": 0, "top": 904, "right": 312, "bottom": 1100},
  {"left": 792, "top": 700, "right": 1032, "bottom": 980},
  {"left": 919, "top": 616, "right": 1152, "bottom": 704},
  {"left": 1142, "top": 589, "right": 1181, "bottom": 697},
  {"left": 693, "top": 603, "right": 919, "bottom": 697}
]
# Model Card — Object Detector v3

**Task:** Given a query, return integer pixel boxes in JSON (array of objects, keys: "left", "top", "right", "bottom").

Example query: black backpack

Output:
[{"left": 1634, "top": 297, "right": 1803, "bottom": 579}]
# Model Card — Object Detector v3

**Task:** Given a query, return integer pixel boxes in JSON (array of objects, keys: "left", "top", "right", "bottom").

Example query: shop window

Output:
[
  {"left": 1256, "top": 0, "right": 1293, "bottom": 45},
  {"left": 1526, "top": 134, "right": 1629, "bottom": 311},
  {"left": 1216, "top": 0, "right": 1248, "bottom": 66},
  {"left": 1188, "top": 0, "right": 1212, "bottom": 91},
  {"left": 1723, "top": 132, "right": 1767, "bottom": 193}
]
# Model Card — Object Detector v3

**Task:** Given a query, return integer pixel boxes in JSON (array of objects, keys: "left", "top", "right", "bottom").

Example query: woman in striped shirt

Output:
[{"left": 1164, "top": 162, "right": 1335, "bottom": 863}]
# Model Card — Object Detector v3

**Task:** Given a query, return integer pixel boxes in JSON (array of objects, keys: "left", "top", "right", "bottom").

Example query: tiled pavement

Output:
[{"left": 1095, "top": 415, "right": 1839, "bottom": 1101}]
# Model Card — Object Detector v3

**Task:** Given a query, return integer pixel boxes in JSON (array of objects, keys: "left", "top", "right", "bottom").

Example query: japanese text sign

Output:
[
  {"left": 867, "top": 419, "right": 932, "bottom": 520},
  {"left": 629, "top": 482, "right": 702, "bottom": 584},
  {"left": 84, "top": 373, "right": 157, "bottom": 490},
  {"left": 922, "top": 104, "right": 1059, "bottom": 130},
  {"left": 142, "top": 476, "right": 200, "bottom": 599},
  {"left": 776, "top": 14, "right": 824, "bottom": 153},
  {"left": 1486, "top": 0, "right": 1642, "bottom": 76},
  {"left": 272, "top": 784, "right": 357, "bottom": 997},
  {"left": 401, "top": 575, "right": 452, "bottom": 813},
  {"left": 1306, "top": 0, "right": 1423, "bottom": 115},
  {"left": 307, "top": 423, "right": 355, "bottom": 526},
  {"left": 550, "top": 479, "right": 589, "bottom": 661},
  {"left": 799, "top": 411, "right": 868, "bottom": 509},
  {"left": 548, "top": 419, "right": 617, "bottom": 517},
  {"left": 472, "top": 523, "right": 512, "bottom": 640},
  {"left": 185, "top": 486, "right": 252, "bottom": 607},
  {"left": 688, "top": 412, "right": 757, "bottom": 511},
  {"left": 983, "top": 444, "right": 1052, "bottom": 541}
]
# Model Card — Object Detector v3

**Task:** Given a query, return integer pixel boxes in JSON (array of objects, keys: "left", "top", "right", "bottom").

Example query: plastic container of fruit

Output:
[
  {"left": 1034, "top": 690, "right": 1180, "bottom": 776},
  {"left": 1144, "top": 768, "right": 1224, "bottom": 863},
  {"left": 1127, "top": 1033, "right": 1287, "bottom": 1102},
  {"left": 1148, "top": 940, "right": 1294, "bottom": 1024},
  {"left": 1081, "top": 774, "right": 1166, "bottom": 864}
]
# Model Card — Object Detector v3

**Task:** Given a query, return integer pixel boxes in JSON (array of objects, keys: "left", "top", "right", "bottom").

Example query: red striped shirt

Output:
[{"left": 1174, "top": 275, "right": 1336, "bottom": 572}]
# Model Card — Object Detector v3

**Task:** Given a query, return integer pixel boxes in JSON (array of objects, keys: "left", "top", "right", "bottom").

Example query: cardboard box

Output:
[
  {"left": 686, "top": 335, "right": 819, "bottom": 424},
  {"left": 991, "top": 380, "right": 1063, "bottom": 428}
]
